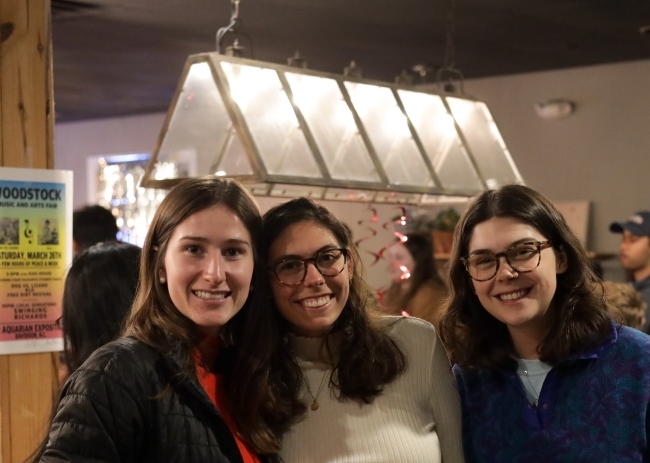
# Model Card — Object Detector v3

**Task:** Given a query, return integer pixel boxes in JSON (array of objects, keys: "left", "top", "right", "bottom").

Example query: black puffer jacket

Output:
[{"left": 41, "top": 337, "right": 263, "bottom": 463}]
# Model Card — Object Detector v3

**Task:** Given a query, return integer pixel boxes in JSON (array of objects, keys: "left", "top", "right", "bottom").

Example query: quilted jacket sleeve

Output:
[{"left": 41, "top": 341, "right": 150, "bottom": 463}]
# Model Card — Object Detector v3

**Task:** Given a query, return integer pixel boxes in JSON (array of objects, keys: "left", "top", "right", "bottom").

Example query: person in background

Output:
[
  {"left": 439, "top": 184, "right": 650, "bottom": 462},
  {"left": 258, "top": 198, "right": 464, "bottom": 463},
  {"left": 610, "top": 211, "right": 650, "bottom": 333},
  {"left": 38, "top": 178, "right": 280, "bottom": 463},
  {"left": 602, "top": 280, "right": 647, "bottom": 331},
  {"left": 381, "top": 233, "right": 447, "bottom": 330},
  {"left": 72, "top": 204, "right": 119, "bottom": 254},
  {"left": 57, "top": 241, "right": 141, "bottom": 384}
]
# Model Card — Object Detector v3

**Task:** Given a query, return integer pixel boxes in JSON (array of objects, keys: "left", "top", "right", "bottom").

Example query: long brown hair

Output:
[
  {"left": 438, "top": 184, "right": 614, "bottom": 370},
  {"left": 125, "top": 177, "right": 294, "bottom": 456},
  {"left": 233, "top": 198, "right": 406, "bottom": 449}
]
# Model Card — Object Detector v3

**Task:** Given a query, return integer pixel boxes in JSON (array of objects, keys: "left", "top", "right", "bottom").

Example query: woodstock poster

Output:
[{"left": 0, "top": 167, "right": 72, "bottom": 354}]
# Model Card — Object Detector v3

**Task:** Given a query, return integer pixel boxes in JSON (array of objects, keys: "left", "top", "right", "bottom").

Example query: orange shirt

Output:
[{"left": 195, "top": 338, "right": 260, "bottom": 463}]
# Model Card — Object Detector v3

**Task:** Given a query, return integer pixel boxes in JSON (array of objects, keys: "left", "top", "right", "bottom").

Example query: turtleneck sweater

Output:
[{"left": 280, "top": 316, "right": 464, "bottom": 463}]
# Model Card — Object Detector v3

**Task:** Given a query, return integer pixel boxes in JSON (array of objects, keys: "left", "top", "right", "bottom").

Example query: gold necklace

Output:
[{"left": 303, "top": 370, "right": 329, "bottom": 411}]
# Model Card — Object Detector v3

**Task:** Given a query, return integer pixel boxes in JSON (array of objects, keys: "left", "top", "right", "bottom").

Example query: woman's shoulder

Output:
[
  {"left": 613, "top": 325, "right": 650, "bottom": 360},
  {"left": 71, "top": 337, "right": 163, "bottom": 388},
  {"left": 379, "top": 316, "right": 439, "bottom": 349}
]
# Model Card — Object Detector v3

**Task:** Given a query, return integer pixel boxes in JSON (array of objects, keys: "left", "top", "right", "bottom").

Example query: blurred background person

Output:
[
  {"left": 609, "top": 211, "right": 650, "bottom": 333},
  {"left": 58, "top": 241, "right": 141, "bottom": 383},
  {"left": 72, "top": 204, "right": 119, "bottom": 255},
  {"left": 381, "top": 233, "right": 447, "bottom": 329},
  {"left": 602, "top": 280, "right": 646, "bottom": 331}
]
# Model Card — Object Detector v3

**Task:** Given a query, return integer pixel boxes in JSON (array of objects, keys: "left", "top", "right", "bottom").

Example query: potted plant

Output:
[{"left": 431, "top": 207, "right": 460, "bottom": 255}]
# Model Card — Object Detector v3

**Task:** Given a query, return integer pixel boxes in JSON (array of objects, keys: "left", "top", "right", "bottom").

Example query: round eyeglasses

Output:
[
  {"left": 269, "top": 248, "right": 348, "bottom": 286},
  {"left": 460, "top": 240, "right": 552, "bottom": 282}
]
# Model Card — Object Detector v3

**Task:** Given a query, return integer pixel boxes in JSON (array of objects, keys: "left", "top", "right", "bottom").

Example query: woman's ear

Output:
[{"left": 555, "top": 248, "right": 568, "bottom": 274}]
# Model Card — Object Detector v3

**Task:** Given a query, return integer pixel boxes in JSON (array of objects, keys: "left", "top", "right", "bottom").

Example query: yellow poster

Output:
[{"left": 0, "top": 167, "right": 72, "bottom": 354}]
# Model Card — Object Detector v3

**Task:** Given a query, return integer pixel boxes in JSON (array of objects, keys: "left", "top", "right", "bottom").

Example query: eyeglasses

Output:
[
  {"left": 269, "top": 248, "right": 348, "bottom": 286},
  {"left": 461, "top": 240, "right": 552, "bottom": 282}
]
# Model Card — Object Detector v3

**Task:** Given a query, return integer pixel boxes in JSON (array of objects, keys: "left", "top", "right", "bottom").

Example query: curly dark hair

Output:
[{"left": 438, "top": 184, "right": 614, "bottom": 370}]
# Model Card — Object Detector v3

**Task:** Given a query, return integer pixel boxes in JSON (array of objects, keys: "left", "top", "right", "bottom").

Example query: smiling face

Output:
[
  {"left": 268, "top": 220, "right": 352, "bottom": 338},
  {"left": 467, "top": 216, "right": 567, "bottom": 340},
  {"left": 386, "top": 241, "right": 414, "bottom": 283},
  {"left": 160, "top": 204, "right": 254, "bottom": 337}
]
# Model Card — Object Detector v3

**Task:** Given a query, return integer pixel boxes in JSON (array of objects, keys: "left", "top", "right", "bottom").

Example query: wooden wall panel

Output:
[{"left": 0, "top": 0, "right": 57, "bottom": 462}]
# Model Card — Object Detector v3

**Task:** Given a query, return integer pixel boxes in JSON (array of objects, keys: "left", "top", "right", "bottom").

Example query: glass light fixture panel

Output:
[
  {"left": 220, "top": 62, "right": 322, "bottom": 178},
  {"left": 398, "top": 90, "right": 483, "bottom": 192},
  {"left": 446, "top": 97, "right": 523, "bottom": 188},
  {"left": 284, "top": 72, "right": 380, "bottom": 183},
  {"left": 344, "top": 82, "right": 434, "bottom": 187},
  {"left": 155, "top": 61, "right": 234, "bottom": 180}
]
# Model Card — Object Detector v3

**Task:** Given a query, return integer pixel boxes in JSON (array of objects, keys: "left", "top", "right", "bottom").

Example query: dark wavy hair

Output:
[
  {"left": 63, "top": 241, "right": 141, "bottom": 374},
  {"left": 438, "top": 184, "right": 614, "bottom": 370},
  {"left": 236, "top": 198, "right": 406, "bottom": 448}
]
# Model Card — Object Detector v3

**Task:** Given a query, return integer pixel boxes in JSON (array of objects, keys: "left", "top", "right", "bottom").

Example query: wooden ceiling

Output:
[{"left": 52, "top": 0, "right": 650, "bottom": 122}]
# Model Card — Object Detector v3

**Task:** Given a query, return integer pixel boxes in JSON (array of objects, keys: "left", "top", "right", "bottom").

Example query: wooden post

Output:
[{"left": 0, "top": 1, "right": 57, "bottom": 462}]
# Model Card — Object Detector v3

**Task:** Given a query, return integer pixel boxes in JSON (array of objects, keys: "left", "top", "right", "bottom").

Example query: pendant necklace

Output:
[
  {"left": 303, "top": 370, "right": 330, "bottom": 411},
  {"left": 521, "top": 368, "right": 540, "bottom": 409}
]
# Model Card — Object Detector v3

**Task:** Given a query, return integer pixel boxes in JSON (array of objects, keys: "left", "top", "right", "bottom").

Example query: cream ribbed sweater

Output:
[{"left": 280, "top": 316, "right": 464, "bottom": 463}]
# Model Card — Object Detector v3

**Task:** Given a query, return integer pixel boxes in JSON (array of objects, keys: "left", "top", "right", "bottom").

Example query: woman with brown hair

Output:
[
  {"left": 254, "top": 197, "right": 463, "bottom": 463},
  {"left": 382, "top": 233, "right": 447, "bottom": 329},
  {"left": 39, "top": 177, "right": 291, "bottom": 462},
  {"left": 439, "top": 184, "right": 650, "bottom": 462}
]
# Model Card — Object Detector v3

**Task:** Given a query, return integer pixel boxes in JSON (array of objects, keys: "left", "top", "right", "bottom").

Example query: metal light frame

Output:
[{"left": 141, "top": 53, "right": 523, "bottom": 204}]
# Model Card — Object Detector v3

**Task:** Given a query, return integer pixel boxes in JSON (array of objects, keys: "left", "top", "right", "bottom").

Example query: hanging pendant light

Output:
[{"left": 140, "top": 0, "right": 524, "bottom": 204}]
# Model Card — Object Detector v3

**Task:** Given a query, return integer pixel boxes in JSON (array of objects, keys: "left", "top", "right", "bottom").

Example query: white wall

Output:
[
  {"left": 457, "top": 59, "right": 650, "bottom": 255},
  {"left": 55, "top": 112, "right": 166, "bottom": 207},
  {"left": 55, "top": 59, "right": 650, "bottom": 285}
]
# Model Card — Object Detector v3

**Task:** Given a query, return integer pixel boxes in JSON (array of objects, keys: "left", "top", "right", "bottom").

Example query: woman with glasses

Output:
[
  {"left": 439, "top": 184, "right": 650, "bottom": 462},
  {"left": 252, "top": 197, "right": 464, "bottom": 463}
]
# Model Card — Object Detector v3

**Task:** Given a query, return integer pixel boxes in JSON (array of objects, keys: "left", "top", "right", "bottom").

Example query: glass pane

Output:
[
  {"left": 214, "top": 128, "right": 254, "bottom": 176},
  {"left": 285, "top": 73, "right": 380, "bottom": 183},
  {"left": 398, "top": 90, "right": 483, "bottom": 192},
  {"left": 220, "top": 62, "right": 322, "bottom": 178},
  {"left": 155, "top": 61, "right": 232, "bottom": 180},
  {"left": 446, "top": 97, "right": 522, "bottom": 188},
  {"left": 344, "top": 82, "right": 434, "bottom": 187}
]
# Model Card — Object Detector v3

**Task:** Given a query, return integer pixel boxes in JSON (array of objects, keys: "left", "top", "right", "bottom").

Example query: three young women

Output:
[{"left": 439, "top": 184, "right": 650, "bottom": 462}]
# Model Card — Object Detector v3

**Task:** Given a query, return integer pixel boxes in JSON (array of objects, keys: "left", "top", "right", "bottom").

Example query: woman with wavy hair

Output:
[
  {"left": 439, "top": 184, "right": 650, "bottom": 462},
  {"left": 253, "top": 197, "right": 463, "bottom": 463},
  {"left": 38, "top": 177, "right": 292, "bottom": 463}
]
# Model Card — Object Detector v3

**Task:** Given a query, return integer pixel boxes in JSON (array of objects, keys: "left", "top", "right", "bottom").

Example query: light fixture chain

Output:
[
  {"left": 216, "top": 0, "right": 242, "bottom": 54},
  {"left": 444, "top": 0, "right": 456, "bottom": 69}
]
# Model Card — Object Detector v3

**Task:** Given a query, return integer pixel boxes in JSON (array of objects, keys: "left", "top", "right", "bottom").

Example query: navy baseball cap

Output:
[{"left": 609, "top": 212, "right": 650, "bottom": 236}]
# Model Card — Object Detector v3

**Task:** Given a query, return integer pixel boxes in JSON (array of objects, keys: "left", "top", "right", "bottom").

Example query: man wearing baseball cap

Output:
[{"left": 610, "top": 211, "right": 650, "bottom": 333}]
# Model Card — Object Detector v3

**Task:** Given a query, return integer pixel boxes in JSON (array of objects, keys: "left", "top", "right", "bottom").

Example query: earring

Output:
[
  {"left": 249, "top": 284, "right": 254, "bottom": 293},
  {"left": 159, "top": 276, "right": 166, "bottom": 284}
]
